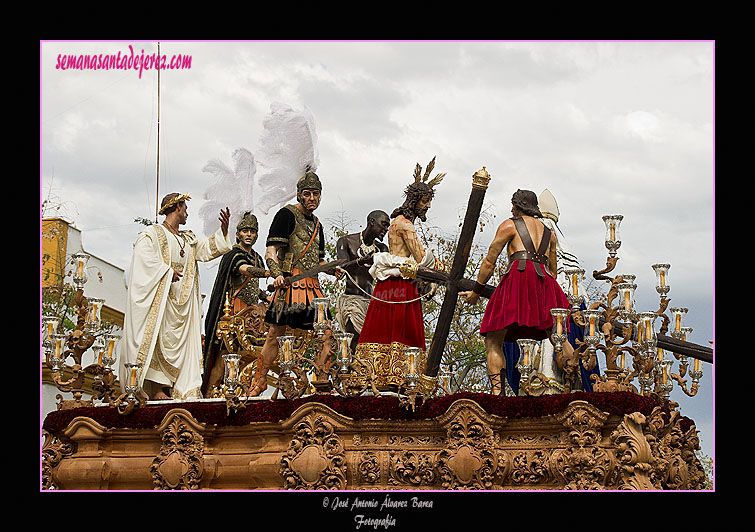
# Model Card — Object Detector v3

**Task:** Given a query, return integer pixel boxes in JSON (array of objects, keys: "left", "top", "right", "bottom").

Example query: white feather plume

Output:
[
  {"left": 199, "top": 147, "right": 257, "bottom": 236},
  {"left": 254, "top": 102, "right": 319, "bottom": 215}
]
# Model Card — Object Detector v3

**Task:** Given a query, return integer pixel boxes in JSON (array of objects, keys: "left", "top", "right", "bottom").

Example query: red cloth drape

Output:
[
  {"left": 480, "top": 260, "right": 571, "bottom": 341},
  {"left": 357, "top": 277, "right": 425, "bottom": 348}
]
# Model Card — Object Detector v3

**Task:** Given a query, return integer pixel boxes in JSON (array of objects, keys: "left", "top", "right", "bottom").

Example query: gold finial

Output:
[
  {"left": 223, "top": 291, "right": 232, "bottom": 317},
  {"left": 472, "top": 166, "right": 491, "bottom": 190}
]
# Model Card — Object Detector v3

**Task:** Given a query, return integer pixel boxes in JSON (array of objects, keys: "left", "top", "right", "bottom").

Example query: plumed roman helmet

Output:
[
  {"left": 297, "top": 169, "right": 322, "bottom": 196},
  {"left": 236, "top": 211, "right": 259, "bottom": 232}
]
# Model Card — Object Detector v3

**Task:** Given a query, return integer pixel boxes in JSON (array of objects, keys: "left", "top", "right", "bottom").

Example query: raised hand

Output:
[{"left": 219, "top": 207, "right": 231, "bottom": 236}]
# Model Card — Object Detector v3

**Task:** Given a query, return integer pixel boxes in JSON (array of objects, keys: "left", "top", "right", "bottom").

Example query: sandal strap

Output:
[{"left": 488, "top": 371, "right": 505, "bottom": 396}]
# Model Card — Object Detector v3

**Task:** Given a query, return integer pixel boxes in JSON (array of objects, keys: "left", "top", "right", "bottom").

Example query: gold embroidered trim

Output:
[
  {"left": 209, "top": 232, "right": 219, "bottom": 257},
  {"left": 159, "top": 225, "right": 196, "bottom": 306},
  {"left": 136, "top": 227, "right": 172, "bottom": 375},
  {"left": 173, "top": 386, "right": 202, "bottom": 400},
  {"left": 354, "top": 341, "right": 427, "bottom": 388},
  {"left": 156, "top": 225, "right": 170, "bottom": 265},
  {"left": 152, "top": 340, "right": 180, "bottom": 381},
  {"left": 136, "top": 275, "right": 168, "bottom": 371}
]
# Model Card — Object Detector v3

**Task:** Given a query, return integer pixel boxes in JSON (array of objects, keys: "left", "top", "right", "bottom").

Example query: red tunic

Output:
[
  {"left": 357, "top": 277, "right": 425, "bottom": 348},
  {"left": 480, "top": 259, "right": 571, "bottom": 342},
  {"left": 354, "top": 277, "right": 426, "bottom": 389}
]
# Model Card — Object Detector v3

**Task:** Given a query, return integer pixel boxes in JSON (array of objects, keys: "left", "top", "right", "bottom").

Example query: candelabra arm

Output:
[
  {"left": 82, "top": 362, "right": 118, "bottom": 403},
  {"left": 572, "top": 309, "right": 586, "bottom": 328},
  {"left": 593, "top": 256, "right": 619, "bottom": 281},
  {"left": 271, "top": 354, "right": 311, "bottom": 400},
  {"left": 519, "top": 372, "right": 551, "bottom": 397},
  {"left": 654, "top": 298, "right": 671, "bottom": 336},
  {"left": 224, "top": 382, "right": 250, "bottom": 415},
  {"left": 49, "top": 354, "right": 85, "bottom": 391},
  {"left": 112, "top": 391, "right": 146, "bottom": 415},
  {"left": 670, "top": 372, "right": 699, "bottom": 397}
]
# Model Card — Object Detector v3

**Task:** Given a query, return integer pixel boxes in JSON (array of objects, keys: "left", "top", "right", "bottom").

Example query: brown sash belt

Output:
[
  {"left": 511, "top": 216, "right": 552, "bottom": 278},
  {"left": 509, "top": 250, "right": 549, "bottom": 277}
]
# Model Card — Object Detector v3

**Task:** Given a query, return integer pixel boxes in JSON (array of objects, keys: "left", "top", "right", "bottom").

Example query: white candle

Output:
[{"left": 53, "top": 337, "right": 63, "bottom": 359}]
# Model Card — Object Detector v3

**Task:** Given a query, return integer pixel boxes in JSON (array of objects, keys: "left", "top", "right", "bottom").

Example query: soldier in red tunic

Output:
[{"left": 462, "top": 189, "right": 572, "bottom": 395}]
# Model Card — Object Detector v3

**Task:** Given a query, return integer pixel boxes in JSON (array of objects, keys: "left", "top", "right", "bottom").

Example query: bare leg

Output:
[
  {"left": 249, "top": 324, "right": 286, "bottom": 397},
  {"left": 484, "top": 329, "right": 508, "bottom": 395}
]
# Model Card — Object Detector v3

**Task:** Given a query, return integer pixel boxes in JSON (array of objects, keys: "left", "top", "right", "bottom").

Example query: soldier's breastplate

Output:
[
  {"left": 279, "top": 205, "right": 320, "bottom": 273},
  {"left": 230, "top": 272, "right": 259, "bottom": 306}
]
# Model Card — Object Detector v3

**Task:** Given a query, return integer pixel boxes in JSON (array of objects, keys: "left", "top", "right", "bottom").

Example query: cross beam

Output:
[
  {"left": 423, "top": 167, "right": 492, "bottom": 378},
  {"left": 420, "top": 166, "right": 713, "bottom": 379}
]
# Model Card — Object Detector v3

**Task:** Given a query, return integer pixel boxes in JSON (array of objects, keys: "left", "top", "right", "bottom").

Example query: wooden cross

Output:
[
  {"left": 419, "top": 169, "right": 713, "bottom": 377},
  {"left": 420, "top": 167, "right": 496, "bottom": 378}
]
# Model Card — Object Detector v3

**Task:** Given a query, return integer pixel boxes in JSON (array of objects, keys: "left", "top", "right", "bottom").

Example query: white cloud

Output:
[
  {"left": 50, "top": 112, "right": 86, "bottom": 153},
  {"left": 624, "top": 110, "right": 662, "bottom": 141}
]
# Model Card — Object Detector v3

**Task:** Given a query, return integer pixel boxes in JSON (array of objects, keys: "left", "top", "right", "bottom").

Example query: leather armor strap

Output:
[{"left": 511, "top": 216, "right": 551, "bottom": 277}]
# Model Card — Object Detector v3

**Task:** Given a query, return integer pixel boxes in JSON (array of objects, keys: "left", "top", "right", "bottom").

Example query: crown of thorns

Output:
[{"left": 411, "top": 156, "right": 445, "bottom": 191}]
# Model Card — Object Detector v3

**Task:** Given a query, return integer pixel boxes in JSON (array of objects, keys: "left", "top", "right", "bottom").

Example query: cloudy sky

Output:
[{"left": 40, "top": 40, "right": 715, "bottom": 458}]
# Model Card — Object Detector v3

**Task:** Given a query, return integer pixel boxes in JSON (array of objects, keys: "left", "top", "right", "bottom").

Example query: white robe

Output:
[
  {"left": 537, "top": 218, "right": 589, "bottom": 392},
  {"left": 368, "top": 249, "right": 436, "bottom": 281},
  {"left": 121, "top": 224, "right": 232, "bottom": 400}
]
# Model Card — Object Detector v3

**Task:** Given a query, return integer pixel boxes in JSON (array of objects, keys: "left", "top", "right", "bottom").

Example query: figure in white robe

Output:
[
  {"left": 536, "top": 189, "right": 597, "bottom": 392},
  {"left": 121, "top": 193, "right": 232, "bottom": 400}
]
